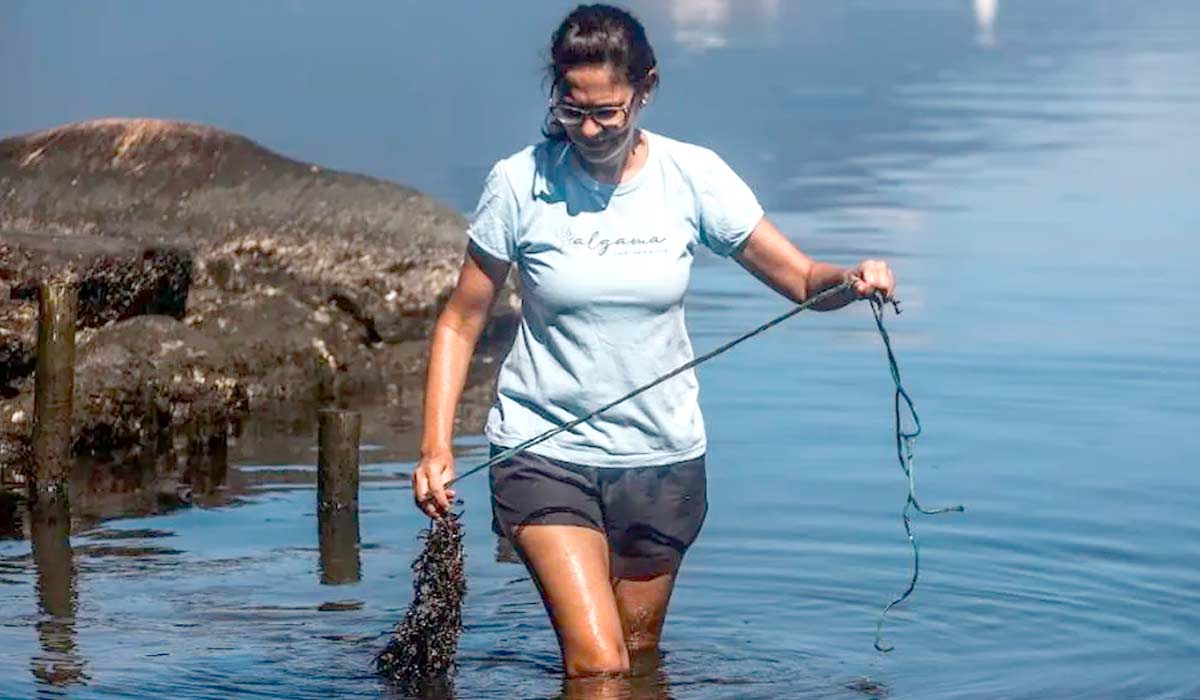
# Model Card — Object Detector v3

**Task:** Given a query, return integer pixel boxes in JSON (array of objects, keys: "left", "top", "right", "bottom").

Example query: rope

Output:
[
  {"left": 446, "top": 280, "right": 857, "bottom": 487},
  {"left": 436, "top": 280, "right": 961, "bottom": 652},
  {"left": 869, "top": 295, "right": 964, "bottom": 652}
]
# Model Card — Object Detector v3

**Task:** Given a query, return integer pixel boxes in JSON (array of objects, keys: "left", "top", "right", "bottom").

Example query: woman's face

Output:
[{"left": 558, "top": 63, "right": 641, "bottom": 165}]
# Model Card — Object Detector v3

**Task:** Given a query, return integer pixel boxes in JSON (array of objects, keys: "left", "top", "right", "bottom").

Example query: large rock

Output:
[
  {"left": 0, "top": 119, "right": 517, "bottom": 492},
  {"left": 0, "top": 118, "right": 485, "bottom": 346},
  {"left": 0, "top": 118, "right": 464, "bottom": 247}
]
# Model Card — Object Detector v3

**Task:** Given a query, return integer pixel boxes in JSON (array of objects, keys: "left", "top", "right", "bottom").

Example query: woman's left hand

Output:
[{"left": 846, "top": 259, "right": 896, "bottom": 300}]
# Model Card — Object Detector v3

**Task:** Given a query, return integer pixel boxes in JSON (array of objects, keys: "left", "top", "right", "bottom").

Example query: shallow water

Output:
[{"left": 3, "top": 1, "right": 1199, "bottom": 698}]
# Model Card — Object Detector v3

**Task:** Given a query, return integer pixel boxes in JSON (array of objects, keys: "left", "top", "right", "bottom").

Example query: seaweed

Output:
[{"left": 376, "top": 513, "right": 466, "bottom": 693}]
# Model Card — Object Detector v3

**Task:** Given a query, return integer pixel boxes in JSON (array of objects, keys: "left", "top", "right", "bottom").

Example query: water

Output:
[{"left": 3, "top": 1, "right": 1199, "bottom": 697}]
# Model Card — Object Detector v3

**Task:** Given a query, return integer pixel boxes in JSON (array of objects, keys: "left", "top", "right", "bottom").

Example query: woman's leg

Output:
[
  {"left": 612, "top": 571, "right": 678, "bottom": 657},
  {"left": 601, "top": 457, "right": 706, "bottom": 658},
  {"left": 515, "top": 523, "right": 630, "bottom": 677}
]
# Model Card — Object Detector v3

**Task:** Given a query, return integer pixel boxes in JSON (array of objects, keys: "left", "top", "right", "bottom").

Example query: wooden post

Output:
[
  {"left": 318, "top": 509, "right": 362, "bottom": 585},
  {"left": 317, "top": 409, "right": 360, "bottom": 513},
  {"left": 29, "top": 498, "right": 85, "bottom": 684},
  {"left": 29, "top": 499, "right": 75, "bottom": 617},
  {"left": 31, "top": 279, "right": 78, "bottom": 505}
]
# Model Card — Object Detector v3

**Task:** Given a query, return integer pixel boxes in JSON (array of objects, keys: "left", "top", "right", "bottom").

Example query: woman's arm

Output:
[
  {"left": 732, "top": 217, "right": 895, "bottom": 310},
  {"left": 412, "top": 243, "right": 509, "bottom": 518}
]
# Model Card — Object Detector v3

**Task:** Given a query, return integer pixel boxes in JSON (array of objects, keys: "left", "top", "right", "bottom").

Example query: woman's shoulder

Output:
[
  {"left": 486, "top": 140, "right": 572, "bottom": 200},
  {"left": 491, "top": 140, "right": 575, "bottom": 175},
  {"left": 643, "top": 130, "right": 734, "bottom": 195},
  {"left": 643, "top": 130, "right": 731, "bottom": 183}
]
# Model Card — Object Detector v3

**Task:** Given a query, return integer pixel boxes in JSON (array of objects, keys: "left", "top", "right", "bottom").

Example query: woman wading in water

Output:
[{"left": 413, "top": 3, "right": 895, "bottom": 682}]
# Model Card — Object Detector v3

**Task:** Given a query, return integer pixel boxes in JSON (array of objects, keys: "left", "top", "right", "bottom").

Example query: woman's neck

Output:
[{"left": 576, "top": 130, "right": 648, "bottom": 185}]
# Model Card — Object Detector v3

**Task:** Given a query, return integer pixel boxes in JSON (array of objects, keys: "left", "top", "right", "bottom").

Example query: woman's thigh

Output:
[
  {"left": 601, "top": 459, "right": 706, "bottom": 653},
  {"left": 601, "top": 457, "right": 708, "bottom": 580},
  {"left": 514, "top": 524, "right": 629, "bottom": 676}
]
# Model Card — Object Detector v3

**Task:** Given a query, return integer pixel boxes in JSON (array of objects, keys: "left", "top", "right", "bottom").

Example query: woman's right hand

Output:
[{"left": 412, "top": 449, "right": 457, "bottom": 519}]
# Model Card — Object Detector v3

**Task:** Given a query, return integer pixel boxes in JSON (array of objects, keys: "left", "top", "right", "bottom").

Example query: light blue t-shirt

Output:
[{"left": 467, "top": 130, "right": 764, "bottom": 467}]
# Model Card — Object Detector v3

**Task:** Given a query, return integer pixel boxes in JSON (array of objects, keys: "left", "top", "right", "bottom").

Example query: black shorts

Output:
[{"left": 489, "top": 445, "right": 708, "bottom": 579}]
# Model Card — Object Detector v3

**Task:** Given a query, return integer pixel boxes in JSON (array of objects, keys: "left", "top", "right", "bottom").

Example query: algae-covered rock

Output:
[{"left": 0, "top": 118, "right": 517, "bottom": 504}]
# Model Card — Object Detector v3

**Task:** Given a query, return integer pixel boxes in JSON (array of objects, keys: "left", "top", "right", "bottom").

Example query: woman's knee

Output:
[
  {"left": 564, "top": 640, "right": 630, "bottom": 677},
  {"left": 623, "top": 631, "right": 660, "bottom": 654}
]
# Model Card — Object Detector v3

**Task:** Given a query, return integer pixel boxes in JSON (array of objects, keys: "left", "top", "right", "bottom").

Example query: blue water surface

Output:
[{"left": 2, "top": 1, "right": 1198, "bottom": 698}]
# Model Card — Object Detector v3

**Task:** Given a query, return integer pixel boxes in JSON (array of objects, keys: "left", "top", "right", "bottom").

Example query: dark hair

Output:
[{"left": 543, "top": 4, "right": 658, "bottom": 140}]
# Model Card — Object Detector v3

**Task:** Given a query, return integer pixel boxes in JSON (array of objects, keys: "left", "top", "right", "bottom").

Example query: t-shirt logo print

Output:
[{"left": 556, "top": 224, "right": 668, "bottom": 257}]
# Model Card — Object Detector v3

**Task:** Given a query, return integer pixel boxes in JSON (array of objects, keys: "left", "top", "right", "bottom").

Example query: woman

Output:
[{"left": 412, "top": 4, "right": 895, "bottom": 679}]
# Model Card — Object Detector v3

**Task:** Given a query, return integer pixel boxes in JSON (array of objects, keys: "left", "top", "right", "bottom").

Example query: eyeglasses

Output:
[{"left": 549, "top": 98, "right": 636, "bottom": 129}]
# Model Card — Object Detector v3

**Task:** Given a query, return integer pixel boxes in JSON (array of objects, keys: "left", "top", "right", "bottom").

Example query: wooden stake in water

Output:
[
  {"left": 31, "top": 279, "right": 78, "bottom": 504},
  {"left": 318, "top": 508, "right": 362, "bottom": 585},
  {"left": 317, "top": 409, "right": 360, "bottom": 513},
  {"left": 29, "top": 498, "right": 85, "bottom": 685}
]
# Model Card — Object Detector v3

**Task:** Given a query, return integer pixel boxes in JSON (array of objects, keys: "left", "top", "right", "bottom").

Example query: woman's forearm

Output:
[{"left": 804, "top": 261, "right": 858, "bottom": 311}]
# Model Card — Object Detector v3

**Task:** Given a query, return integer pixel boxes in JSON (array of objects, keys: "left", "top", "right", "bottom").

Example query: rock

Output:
[
  {"left": 0, "top": 118, "right": 518, "bottom": 489},
  {"left": 0, "top": 118, "right": 490, "bottom": 340},
  {"left": 0, "top": 230, "right": 193, "bottom": 390},
  {"left": 0, "top": 118, "right": 464, "bottom": 244},
  {"left": 0, "top": 328, "right": 33, "bottom": 394},
  {"left": 182, "top": 283, "right": 376, "bottom": 407},
  {"left": 4, "top": 230, "right": 191, "bottom": 324},
  {"left": 71, "top": 315, "right": 246, "bottom": 455},
  {"left": 0, "top": 431, "right": 30, "bottom": 477}
]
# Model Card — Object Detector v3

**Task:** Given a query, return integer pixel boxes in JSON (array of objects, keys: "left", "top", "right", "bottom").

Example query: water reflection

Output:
[
  {"left": 28, "top": 500, "right": 87, "bottom": 687},
  {"left": 183, "top": 432, "right": 229, "bottom": 501},
  {"left": 666, "top": 0, "right": 780, "bottom": 51},
  {"left": 382, "top": 677, "right": 455, "bottom": 700},
  {"left": 494, "top": 533, "right": 521, "bottom": 565},
  {"left": 70, "top": 438, "right": 224, "bottom": 522},
  {"left": 317, "top": 508, "right": 361, "bottom": 585},
  {"left": 974, "top": 0, "right": 999, "bottom": 47},
  {"left": 668, "top": 0, "right": 730, "bottom": 50},
  {"left": 0, "top": 492, "right": 20, "bottom": 539},
  {"left": 557, "top": 649, "right": 672, "bottom": 700}
]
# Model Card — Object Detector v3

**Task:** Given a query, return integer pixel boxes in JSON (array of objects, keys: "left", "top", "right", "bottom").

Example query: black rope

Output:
[
  {"left": 869, "top": 295, "right": 964, "bottom": 652},
  {"left": 446, "top": 280, "right": 857, "bottom": 488}
]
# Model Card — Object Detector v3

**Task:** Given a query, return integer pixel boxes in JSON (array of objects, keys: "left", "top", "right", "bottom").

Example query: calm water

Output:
[{"left": 2, "top": 1, "right": 1199, "bottom": 698}]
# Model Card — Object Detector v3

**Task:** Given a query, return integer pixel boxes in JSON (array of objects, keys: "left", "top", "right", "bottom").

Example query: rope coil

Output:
[{"left": 869, "top": 295, "right": 964, "bottom": 652}]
